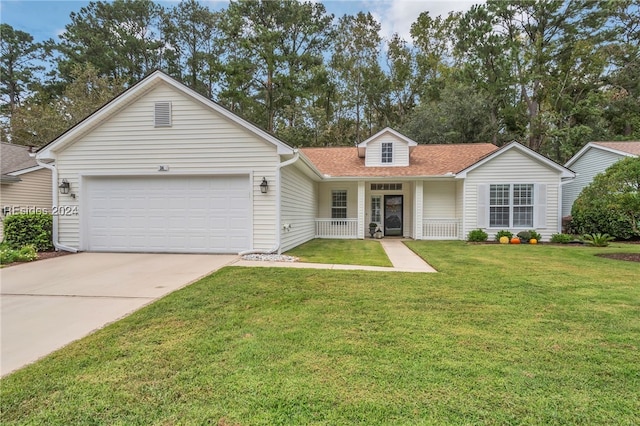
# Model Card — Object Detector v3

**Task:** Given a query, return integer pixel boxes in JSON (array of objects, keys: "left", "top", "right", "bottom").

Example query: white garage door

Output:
[{"left": 86, "top": 175, "right": 250, "bottom": 253}]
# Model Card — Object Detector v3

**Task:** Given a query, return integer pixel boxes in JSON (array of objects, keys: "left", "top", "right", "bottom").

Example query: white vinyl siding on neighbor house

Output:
[
  {"left": 463, "top": 149, "right": 560, "bottom": 241},
  {"left": 280, "top": 164, "right": 318, "bottom": 252},
  {"left": 364, "top": 134, "right": 410, "bottom": 167},
  {"left": 562, "top": 147, "right": 627, "bottom": 217},
  {"left": 0, "top": 167, "right": 52, "bottom": 239},
  {"left": 54, "top": 82, "right": 280, "bottom": 251}
]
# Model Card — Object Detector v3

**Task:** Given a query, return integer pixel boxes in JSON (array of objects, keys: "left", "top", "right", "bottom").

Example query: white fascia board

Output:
[
  {"left": 8, "top": 165, "right": 46, "bottom": 176},
  {"left": 456, "top": 142, "right": 575, "bottom": 179}
]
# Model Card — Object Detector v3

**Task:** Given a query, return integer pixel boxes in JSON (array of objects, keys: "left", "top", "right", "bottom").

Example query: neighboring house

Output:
[
  {"left": 0, "top": 143, "right": 53, "bottom": 239},
  {"left": 36, "top": 71, "right": 574, "bottom": 254},
  {"left": 562, "top": 141, "right": 640, "bottom": 217}
]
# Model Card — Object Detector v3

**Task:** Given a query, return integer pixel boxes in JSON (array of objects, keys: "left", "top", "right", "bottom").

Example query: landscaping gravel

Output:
[{"left": 241, "top": 254, "right": 299, "bottom": 262}]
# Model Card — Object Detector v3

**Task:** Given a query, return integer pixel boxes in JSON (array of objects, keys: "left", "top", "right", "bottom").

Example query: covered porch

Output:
[{"left": 313, "top": 180, "right": 463, "bottom": 240}]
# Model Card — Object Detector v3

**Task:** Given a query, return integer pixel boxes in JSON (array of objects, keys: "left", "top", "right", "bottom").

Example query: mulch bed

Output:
[
  {"left": 595, "top": 253, "right": 640, "bottom": 263},
  {"left": 1, "top": 250, "right": 75, "bottom": 268}
]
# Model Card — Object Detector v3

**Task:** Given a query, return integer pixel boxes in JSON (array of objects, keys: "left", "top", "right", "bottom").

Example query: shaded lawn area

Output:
[
  {"left": 2, "top": 242, "right": 639, "bottom": 425},
  {"left": 285, "top": 238, "right": 392, "bottom": 267}
]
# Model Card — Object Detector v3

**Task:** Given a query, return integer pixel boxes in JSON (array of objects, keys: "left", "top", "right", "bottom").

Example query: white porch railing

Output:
[
  {"left": 315, "top": 218, "right": 358, "bottom": 239},
  {"left": 423, "top": 218, "right": 461, "bottom": 240}
]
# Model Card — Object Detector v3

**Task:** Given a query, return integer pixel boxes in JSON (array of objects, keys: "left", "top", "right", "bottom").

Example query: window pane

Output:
[
  {"left": 513, "top": 184, "right": 533, "bottom": 206},
  {"left": 382, "top": 143, "right": 393, "bottom": 163},
  {"left": 332, "top": 190, "right": 347, "bottom": 219},
  {"left": 371, "top": 197, "right": 381, "bottom": 223},
  {"left": 490, "top": 206, "right": 510, "bottom": 227},
  {"left": 490, "top": 184, "right": 510, "bottom": 206},
  {"left": 513, "top": 206, "right": 533, "bottom": 227}
]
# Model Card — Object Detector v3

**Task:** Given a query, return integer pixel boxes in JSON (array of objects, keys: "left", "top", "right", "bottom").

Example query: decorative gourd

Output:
[
  {"left": 499, "top": 236, "right": 509, "bottom": 244},
  {"left": 530, "top": 238, "right": 538, "bottom": 244},
  {"left": 510, "top": 237, "right": 521, "bottom": 244}
]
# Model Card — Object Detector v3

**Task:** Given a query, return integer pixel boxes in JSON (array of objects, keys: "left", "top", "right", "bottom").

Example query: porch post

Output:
[
  {"left": 357, "top": 180, "right": 365, "bottom": 239},
  {"left": 414, "top": 180, "right": 423, "bottom": 239}
]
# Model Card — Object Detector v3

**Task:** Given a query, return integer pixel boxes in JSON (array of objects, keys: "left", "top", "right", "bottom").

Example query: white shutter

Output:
[
  {"left": 477, "top": 184, "right": 489, "bottom": 228},
  {"left": 534, "top": 184, "right": 547, "bottom": 228},
  {"left": 154, "top": 101, "right": 172, "bottom": 127}
]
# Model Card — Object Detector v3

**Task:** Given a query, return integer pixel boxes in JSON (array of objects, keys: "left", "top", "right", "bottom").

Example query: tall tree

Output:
[
  {"left": 218, "top": 0, "right": 333, "bottom": 136},
  {"left": 163, "top": 0, "right": 223, "bottom": 97},
  {"left": 0, "top": 24, "right": 52, "bottom": 141},
  {"left": 58, "top": 0, "right": 169, "bottom": 84},
  {"left": 331, "top": 12, "right": 382, "bottom": 143}
]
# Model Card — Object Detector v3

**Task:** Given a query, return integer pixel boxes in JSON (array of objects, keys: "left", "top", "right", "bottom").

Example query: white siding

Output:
[
  {"left": 0, "top": 168, "right": 52, "bottom": 239},
  {"left": 280, "top": 163, "right": 317, "bottom": 252},
  {"left": 562, "top": 148, "right": 627, "bottom": 216},
  {"left": 364, "top": 134, "right": 410, "bottom": 167},
  {"left": 423, "top": 181, "right": 457, "bottom": 218},
  {"left": 463, "top": 149, "right": 561, "bottom": 241},
  {"left": 318, "top": 181, "right": 358, "bottom": 218},
  {"left": 55, "top": 82, "right": 280, "bottom": 251}
]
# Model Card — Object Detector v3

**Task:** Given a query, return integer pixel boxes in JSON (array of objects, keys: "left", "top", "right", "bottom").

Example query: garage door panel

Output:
[{"left": 86, "top": 176, "right": 250, "bottom": 253}]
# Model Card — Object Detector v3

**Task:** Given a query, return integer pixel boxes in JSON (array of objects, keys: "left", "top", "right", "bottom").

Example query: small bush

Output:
[
  {"left": 468, "top": 228, "right": 488, "bottom": 242},
  {"left": 3, "top": 213, "right": 53, "bottom": 251},
  {"left": 551, "top": 233, "right": 574, "bottom": 244},
  {"left": 494, "top": 230, "right": 513, "bottom": 241},
  {"left": 528, "top": 230, "right": 542, "bottom": 242},
  {"left": 516, "top": 231, "right": 532, "bottom": 243},
  {"left": 583, "top": 233, "right": 615, "bottom": 247},
  {"left": 0, "top": 244, "right": 37, "bottom": 264}
]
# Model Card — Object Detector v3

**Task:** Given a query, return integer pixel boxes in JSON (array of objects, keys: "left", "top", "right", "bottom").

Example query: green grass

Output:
[
  {"left": 2, "top": 241, "right": 639, "bottom": 425},
  {"left": 285, "top": 238, "right": 392, "bottom": 267}
]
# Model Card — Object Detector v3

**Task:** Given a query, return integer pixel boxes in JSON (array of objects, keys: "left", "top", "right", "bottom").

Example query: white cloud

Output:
[{"left": 367, "top": 0, "right": 484, "bottom": 42}]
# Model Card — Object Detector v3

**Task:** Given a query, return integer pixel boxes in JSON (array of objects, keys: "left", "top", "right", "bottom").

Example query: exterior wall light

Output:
[
  {"left": 260, "top": 177, "right": 269, "bottom": 194},
  {"left": 58, "top": 179, "right": 70, "bottom": 195}
]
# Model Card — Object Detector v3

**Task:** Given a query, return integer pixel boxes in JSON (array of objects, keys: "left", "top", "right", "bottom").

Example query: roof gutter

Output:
[
  {"left": 35, "top": 158, "right": 78, "bottom": 253},
  {"left": 238, "top": 150, "right": 300, "bottom": 256}
]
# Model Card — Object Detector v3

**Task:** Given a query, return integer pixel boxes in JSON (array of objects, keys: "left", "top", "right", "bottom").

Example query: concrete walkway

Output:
[{"left": 234, "top": 239, "right": 436, "bottom": 273}]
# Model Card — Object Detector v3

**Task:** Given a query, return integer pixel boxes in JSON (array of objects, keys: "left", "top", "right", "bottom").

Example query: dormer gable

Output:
[{"left": 357, "top": 128, "right": 417, "bottom": 167}]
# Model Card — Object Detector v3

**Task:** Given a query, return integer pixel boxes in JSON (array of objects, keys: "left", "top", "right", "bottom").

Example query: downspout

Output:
[
  {"left": 36, "top": 159, "right": 78, "bottom": 252},
  {"left": 239, "top": 150, "right": 300, "bottom": 256}
]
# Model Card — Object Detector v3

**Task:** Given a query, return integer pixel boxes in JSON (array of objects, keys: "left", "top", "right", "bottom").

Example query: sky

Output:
[{"left": 0, "top": 0, "right": 482, "bottom": 44}]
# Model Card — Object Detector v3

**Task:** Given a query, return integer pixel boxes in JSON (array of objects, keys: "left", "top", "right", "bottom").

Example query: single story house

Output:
[
  {"left": 36, "top": 71, "right": 574, "bottom": 254},
  {"left": 562, "top": 141, "right": 640, "bottom": 217},
  {"left": 1, "top": 143, "right": 53, "bottom": 239}
]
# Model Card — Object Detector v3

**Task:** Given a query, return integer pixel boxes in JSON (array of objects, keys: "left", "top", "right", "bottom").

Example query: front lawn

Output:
[
  {"left": 1, "top": 242, "right": 639, "bottom": 424},
  {"left": 285, "top": 238, "right": 392, "bottom": 267}
]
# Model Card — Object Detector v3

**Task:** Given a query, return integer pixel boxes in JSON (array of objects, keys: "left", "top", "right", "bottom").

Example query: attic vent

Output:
[{"left": 154, "top": 101, "right": 172, "bottom": 127}]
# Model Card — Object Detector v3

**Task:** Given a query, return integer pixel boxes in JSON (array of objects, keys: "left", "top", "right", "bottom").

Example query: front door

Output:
[{"left": 384, "top": 195, "right": 403, "bottom": 236}]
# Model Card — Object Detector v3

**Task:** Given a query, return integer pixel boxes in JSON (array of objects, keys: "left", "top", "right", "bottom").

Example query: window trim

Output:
[
  {"left": 331, "top": 189, "right": 347, "bottom": 219},
  {"left": 488, "top": 183, "right": 534, "bottom": 228},
  {"left": 381, "top": 142, "right": 393, "bottom": 164}
]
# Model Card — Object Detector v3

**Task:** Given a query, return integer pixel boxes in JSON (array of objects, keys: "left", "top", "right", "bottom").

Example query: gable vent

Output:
[{"left": 154, "top": 101, "right": 172, "bottom": 127}]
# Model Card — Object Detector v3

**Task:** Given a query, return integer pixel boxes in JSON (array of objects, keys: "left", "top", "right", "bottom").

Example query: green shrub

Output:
[
  {"left": 0, "top": 244, "right": 37, "bottom": 264},
  {"left": 551, "top": 233, "right": 574, "bottom": 244},
  {"left": 582, "top": 233, "right": 615, "bottom": 247},
  {"left": 516, "top": 230, "right": 532, "bottom": 243},
  {"left": 494, "top": 230, "right": 513, "bottom": 241},
  {"left": 528, "top": 230, "right": 542, "bottom": 242},
  {"left": 570, "top": 157, "right": 640, "bottom": 239},
  {"left": 467, "top": 228, "right": 488, "bottom": 242},
  {"left": 3, "top": 213, "right": 53, "bottom": 251}
]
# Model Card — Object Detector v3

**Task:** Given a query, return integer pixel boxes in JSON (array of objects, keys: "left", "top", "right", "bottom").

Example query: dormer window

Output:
[{"left": 382, "top": 142, "right": 393, "bottom": 163}]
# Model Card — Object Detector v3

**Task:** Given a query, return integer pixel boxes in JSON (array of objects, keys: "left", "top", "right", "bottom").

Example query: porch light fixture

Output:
[
  {"left": 58, "top": 179, "right": 70, "bottom": 195},
  {"left": 260, "top": 177, "right": 269, "bottom": 194}
]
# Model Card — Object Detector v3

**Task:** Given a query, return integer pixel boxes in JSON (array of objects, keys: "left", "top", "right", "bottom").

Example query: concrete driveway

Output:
[{"left": 0, "top": 252, "right": 237, "bottom": 377}]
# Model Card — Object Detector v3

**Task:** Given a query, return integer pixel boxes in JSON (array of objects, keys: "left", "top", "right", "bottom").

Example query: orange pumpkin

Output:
[{"left": 510, "top": 237, "right": 521, "bottom": 244}]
